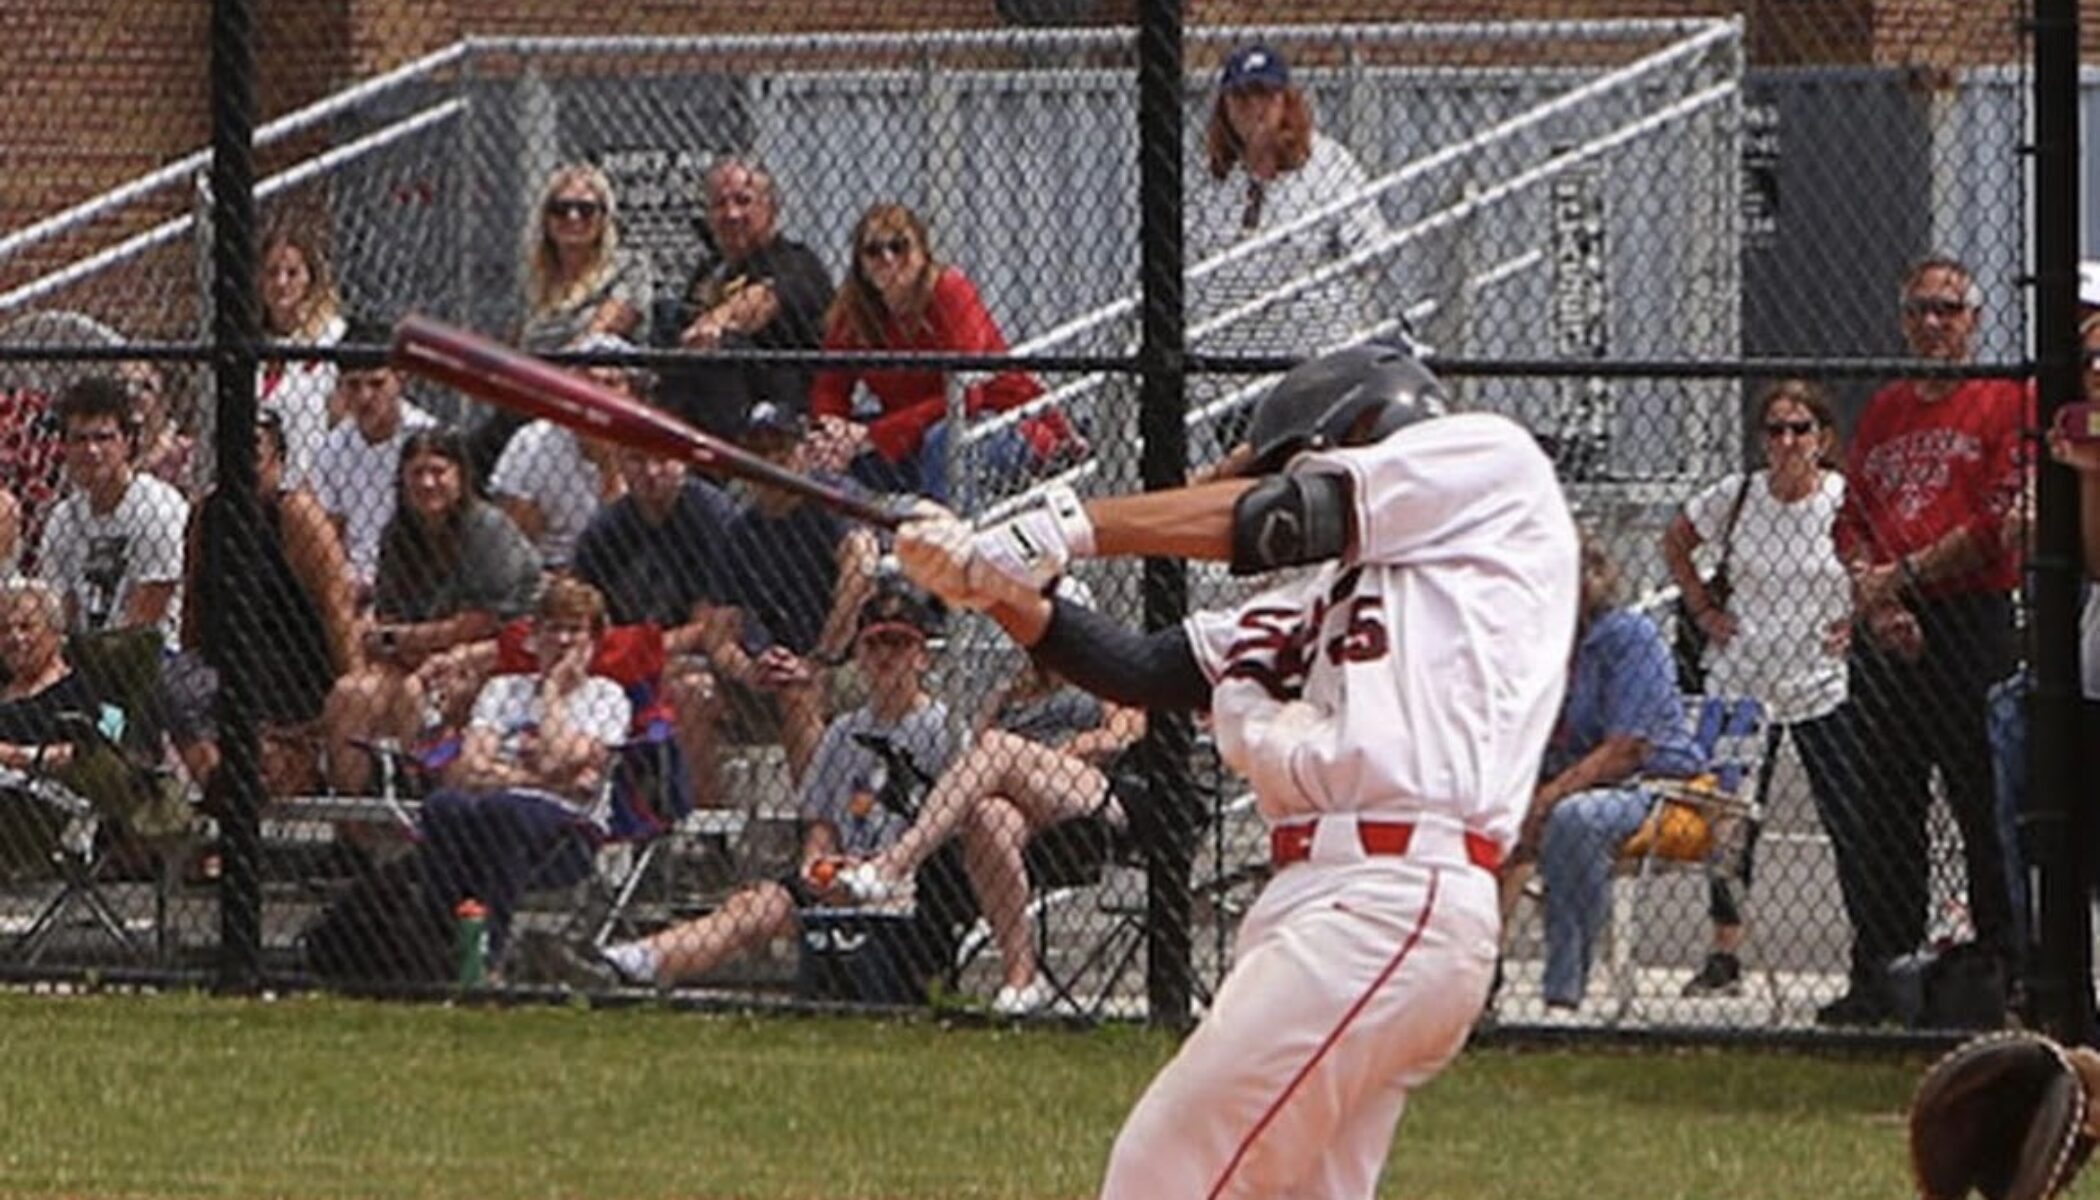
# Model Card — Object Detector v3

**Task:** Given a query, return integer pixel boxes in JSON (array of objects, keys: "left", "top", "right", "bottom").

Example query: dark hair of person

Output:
[
  {"left": 1756, "top": 378, "right": 1843, "bottom": 470},
  {"left": 377, "top": 426, "right": 480, "bottom": 594},
  {"left": 1204, "top": 85, "right": 1315, "bottom": 182}
]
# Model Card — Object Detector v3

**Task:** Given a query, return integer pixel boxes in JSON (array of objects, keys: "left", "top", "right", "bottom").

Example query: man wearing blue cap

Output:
[{"left": 1190, "top": 42, "right": 1393, "bottom": 370}]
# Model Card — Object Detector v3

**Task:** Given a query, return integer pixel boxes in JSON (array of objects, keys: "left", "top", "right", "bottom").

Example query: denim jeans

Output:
[
  {"left": 1539, "top": 785, "right": 1654, "bottom": 1006},
  {"left": 847, "top": 419, "right": 1037, "bottom": 506},
  {"left": 1985, "top": 672, "right": 2029, "bottom": 958}
]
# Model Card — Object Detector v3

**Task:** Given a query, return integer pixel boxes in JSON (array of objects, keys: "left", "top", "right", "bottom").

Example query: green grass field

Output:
[{"left": 0, "top": 991, "right": 1941, "bottom": 1198}]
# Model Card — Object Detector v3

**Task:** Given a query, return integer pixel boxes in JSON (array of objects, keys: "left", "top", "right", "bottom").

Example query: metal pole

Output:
[
  {"left": 2025, "top": 0, "right": 2089, "bottom": 1044},
  {"left": 208, "top": 0, "right": 265, "bottom": 994},
  {"left": 1135, "top": 0, "right": 1194, "bottom": 1032}
]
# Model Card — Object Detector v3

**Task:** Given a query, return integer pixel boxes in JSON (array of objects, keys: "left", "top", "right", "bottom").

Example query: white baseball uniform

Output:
[{"left": 1101, "top": 413, "right": 1578, "bottom": 1198}]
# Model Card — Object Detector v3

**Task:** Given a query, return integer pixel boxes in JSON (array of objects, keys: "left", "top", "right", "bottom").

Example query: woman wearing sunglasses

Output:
[
  {"left": 1659, "top": 379, "right": 1861, "bottom": 1002},
  {"left": 808, "top": 201, "right": 1069, "bottom": 502},
  {"left": 481, "top": 165, "right": 657, "bottom": 471}
]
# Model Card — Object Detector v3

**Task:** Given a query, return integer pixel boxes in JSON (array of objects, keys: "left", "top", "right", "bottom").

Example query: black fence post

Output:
[
  {"left": 208, "top": 0, "right": 265, "bottom": 994},
  {"left": 1135, "top": 0, "right": 1195, "bottom": 1031},
  {"left": 2024, "top": 0, "right": 2092, "bottom": 1044}
]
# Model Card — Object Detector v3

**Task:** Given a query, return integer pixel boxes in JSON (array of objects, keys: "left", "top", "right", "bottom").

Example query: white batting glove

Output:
[
  {"left": 896, "top": 504, "right": 991, "bottom": 611},
  {"left": 972, "top": 484, "right": 1096, "bottom": 597}
]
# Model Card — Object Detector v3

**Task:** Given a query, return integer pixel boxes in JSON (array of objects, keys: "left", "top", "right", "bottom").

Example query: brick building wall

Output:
[{"left": 0, "top": 0, "right": 2084, "bottom": 315}]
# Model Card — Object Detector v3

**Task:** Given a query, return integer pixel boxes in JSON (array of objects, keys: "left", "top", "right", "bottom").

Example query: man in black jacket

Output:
[{"left": 660, "top": 156, "right": 833, "bottom": 437}]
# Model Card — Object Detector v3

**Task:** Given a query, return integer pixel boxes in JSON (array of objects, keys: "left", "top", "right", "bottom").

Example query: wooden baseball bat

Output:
[{"left": 388, "top": 313, "right": 904, "bottom": 530}]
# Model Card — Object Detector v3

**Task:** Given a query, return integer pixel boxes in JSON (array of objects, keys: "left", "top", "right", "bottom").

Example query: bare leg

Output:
[
  {"left": 958, "top": 796, "right": 1036, "bottom": 990},
  {"left": 665, "top": 663, "right": 726, "bottom": 807},
  {"left": 643, "top": 880, "right": 798, "bottom": 984},
  {"left": 1712, "top": 921, "right": 1744, "bottom": 955},
  {"left": 776, "top": 683, "right": 826, "bottom": 786},
  {"left": 319, "top": 666, "right": 421, "bottom": 793},
  {"left": 877, "top": 730, "right": 1109, "bottom": 878},
  {"left": 1496, "top": 859, "right": 1537, "bottom": 946}
]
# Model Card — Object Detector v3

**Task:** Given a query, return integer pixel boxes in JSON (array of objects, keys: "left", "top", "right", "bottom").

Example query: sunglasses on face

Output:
[
  {"left": 1765, "top": 419, "right": 1818, "bottom": 437},
  {"left": 859, "top": 236, "right": 913, "bottom": 262},
  {"left": 1903, "top": 296, "right": 1970, "bottom": 319},
  {"left": 545, "top": 198, "right": 605, "bottom": 221}
]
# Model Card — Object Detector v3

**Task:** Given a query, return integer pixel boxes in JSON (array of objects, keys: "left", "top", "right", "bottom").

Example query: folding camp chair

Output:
[
  {"left": 1604, "top": 693, "right": 1770, "bottom": 1024},
  {"left": 475, "top": 622, "right": 698, "bottom": 967},
  {"left": 8, "top": 628, "right": 196, "bottom": 965}
]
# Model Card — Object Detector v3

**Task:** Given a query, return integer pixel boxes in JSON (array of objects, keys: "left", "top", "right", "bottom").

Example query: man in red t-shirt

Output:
[{"left": 1824, "top": 254, "right": 2024, "bottom": 1027}]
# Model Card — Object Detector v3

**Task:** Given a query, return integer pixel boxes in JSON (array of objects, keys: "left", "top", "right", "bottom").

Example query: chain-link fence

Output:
[{"left": 0, "top": 1, "right": 2085, "bottom": 1044}]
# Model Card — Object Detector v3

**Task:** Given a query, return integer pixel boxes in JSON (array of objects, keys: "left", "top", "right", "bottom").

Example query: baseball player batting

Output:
[{"left": 871, "top": 341, "right": 1580, "bottom": 1197}]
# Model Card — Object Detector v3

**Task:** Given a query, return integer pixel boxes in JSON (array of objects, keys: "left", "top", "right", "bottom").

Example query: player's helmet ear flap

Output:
[{"left": 1243, "top": 341, "right": 1448, "bottom": 475}]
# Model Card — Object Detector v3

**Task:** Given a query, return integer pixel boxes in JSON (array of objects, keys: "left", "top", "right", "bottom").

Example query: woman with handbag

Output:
[{"left": 1659, "top": 379, "right": 1858, "bottom": 998}]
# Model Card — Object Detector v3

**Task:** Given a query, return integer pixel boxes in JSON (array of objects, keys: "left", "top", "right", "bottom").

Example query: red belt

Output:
[{"left": 1270, "top": 820, "right": 1503, "bottom": 872}]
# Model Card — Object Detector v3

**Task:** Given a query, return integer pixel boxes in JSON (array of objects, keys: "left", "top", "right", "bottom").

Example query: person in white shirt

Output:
[
  {"left": 1187, "top": 43, "right": 1391, "bottom": 364},
  {"left": 35, "top": 375, "right": 190, "bottom": 649},
  {"left": 487, "top": 332, "right": 629, "bottom": 571},
  {"left": 1661, "top": 379, "right": 1860, "bottom": 999},
  {"left": 312, "top": 321, "right": 437, "bottom": 600},
  {"left": 417, "top": 577, "right": 632, "bottom": 970},
  {"left": 258, "top": 223, "right": 348, "bottom": 487},
  {"left": 887, "top": 342, "right": 1577, "bottom": 1198}
]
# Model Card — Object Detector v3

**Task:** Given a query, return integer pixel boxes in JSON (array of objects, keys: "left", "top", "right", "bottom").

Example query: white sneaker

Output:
[
  {"left": 838, "top": 861, "right": 910, "bottom": 906},
  {"left": 992, "top": 978, "right": 1053, "bottom": 1017}
]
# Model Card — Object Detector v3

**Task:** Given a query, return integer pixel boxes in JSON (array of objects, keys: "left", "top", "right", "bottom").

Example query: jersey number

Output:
[{"left": 1224, "top": 599, "right": 1389, "bottom": 700}]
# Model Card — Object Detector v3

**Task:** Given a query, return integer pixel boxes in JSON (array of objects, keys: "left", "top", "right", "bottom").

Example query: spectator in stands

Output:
[
  {"left": 0, "top": 577, "right": 97, "bottom": 873},
  {"left": 35, "top": 375, "right": 190, "bottom": 649},
  {"left": 2051, "top": 314, "right": 2100, "bottom": 681},
  {"left": 842, "top": 582, "right": 1143, "bottom": 1015},
  {"left": 489, "top": 332, "right": 630, "bottom": 571},
  {"left": 258, "top": 221, "right": 348, "bottom": 486},
  {"left": 478, "top": 164, "right": 654, "bottom": 474},
  {"left": 1506, "top": 534, "right": 1700, "bottom": 1011},
  {"left": 118, "top": 359, "right": 194, "bottom": 492},
  {"left": 570, "top": 579, "right": 984, "bottom": 991},
  {"left": 1825, "top": 255, "right": 2024, "bottom": 1027},
  {"left": 418, "top": 577, "right": 632, "bottom": 972},
  {"left": 1660, "top": 380, "right": 1858, "bottom": 998},
  {"left": 807, "top": 201, "right": 1055, "bottom": 502},
  {"left": 319, "top": 427, "right": 541, "bottom": 793},
  {"left": 720, "top": 400, "right": 879, "bottom": 781},
  {"left": 312, "top": 320, "right": 438, "bottom": 602},
  {"left": 0, "top": 385, "right": 67, "bottom": 579},
  {"left": 571, "top": 447, "right": 744, "bottom": 805},
  {"left": 1188, "top": 43, "right": 1390, "bottom": 365},
  {"left": 1987, "top": 310, "right": 2100, "bottom": 992},
  {"left": 0, "top": 577, "right": 92, "bottom": 765},
  {"left": 661, "top": 157, "right": 833, "bottom": 437},
  {"left": 182, "top": 410, "right": 360, "bottom": 795}
]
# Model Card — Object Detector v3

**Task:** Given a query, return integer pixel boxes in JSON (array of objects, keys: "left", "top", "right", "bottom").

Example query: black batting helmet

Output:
[{"left": 1242, "top": 341, "right": 1448, "bottom": 474}]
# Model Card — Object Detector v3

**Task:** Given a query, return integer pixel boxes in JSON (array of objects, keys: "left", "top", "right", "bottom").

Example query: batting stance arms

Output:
[
  {"left": 952, "top": 480, "right": 1254, "bottom": 712},
  {"left": 919, "top": 440, "right": 1357, "bottom": 710}
]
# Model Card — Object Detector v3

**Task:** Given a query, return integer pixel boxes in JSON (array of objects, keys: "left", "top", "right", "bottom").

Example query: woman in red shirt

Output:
[{"left": 808, "top": 202, "right": 1057, "bottom": 501}]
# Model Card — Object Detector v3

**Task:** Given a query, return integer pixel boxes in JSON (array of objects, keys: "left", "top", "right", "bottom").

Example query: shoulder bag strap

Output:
[{"left": 1715, "top": 471, "right": 1756, "bottom": 577}]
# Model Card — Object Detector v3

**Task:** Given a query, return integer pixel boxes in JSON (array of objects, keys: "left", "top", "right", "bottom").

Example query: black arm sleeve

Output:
[{"left": 1027, "top": 597, "right": 1212, "bottom": 712}]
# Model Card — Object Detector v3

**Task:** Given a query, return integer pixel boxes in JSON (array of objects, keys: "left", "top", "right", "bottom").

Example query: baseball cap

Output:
[
  {"left": 742, "top": 399, "right": 806, "bottom": 440},
  {"left": 1220, "top": 43, "right": 1289, "bottom": 92},
  {"left": 854, "top": 577, "right": 943, "bottom": 645}
]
